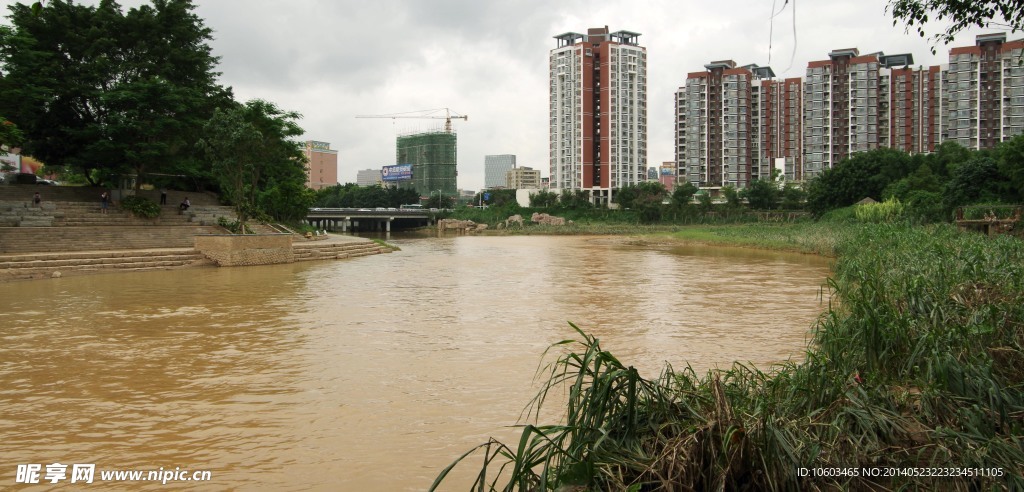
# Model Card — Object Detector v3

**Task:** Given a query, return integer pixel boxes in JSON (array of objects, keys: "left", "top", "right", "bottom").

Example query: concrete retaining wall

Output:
[{"left": 194, "top": 234, "right": 294, "bottom": 266}]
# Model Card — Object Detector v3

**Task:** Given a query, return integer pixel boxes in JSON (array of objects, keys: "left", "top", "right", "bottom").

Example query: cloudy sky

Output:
[{"left": 1, "top": 0, "right": 1001, "bottom": 190}]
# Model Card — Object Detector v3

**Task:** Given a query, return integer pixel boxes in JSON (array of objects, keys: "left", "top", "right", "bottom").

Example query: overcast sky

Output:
[{"left": 1, "top": 0, "right": 1000, "bottom": 190}]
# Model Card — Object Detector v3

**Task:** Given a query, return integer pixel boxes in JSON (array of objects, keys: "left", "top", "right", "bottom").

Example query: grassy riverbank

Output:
[{"left": 433, "top": 221, "right": 1024, "bottom": 490}]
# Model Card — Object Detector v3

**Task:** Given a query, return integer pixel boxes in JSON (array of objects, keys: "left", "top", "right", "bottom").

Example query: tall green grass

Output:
[{"left": 432, "top": 223, "right": 1024, "bottom": 490}]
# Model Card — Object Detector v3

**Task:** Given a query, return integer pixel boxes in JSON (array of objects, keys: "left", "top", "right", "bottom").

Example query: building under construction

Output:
[{"left": 395, "top": 131, "right": 458, "bottom": 198}]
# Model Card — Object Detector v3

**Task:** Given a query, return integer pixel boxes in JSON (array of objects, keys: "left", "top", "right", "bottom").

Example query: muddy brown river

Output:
[{"left": 0, "top": 235, "right": 830, "bottom": 490}]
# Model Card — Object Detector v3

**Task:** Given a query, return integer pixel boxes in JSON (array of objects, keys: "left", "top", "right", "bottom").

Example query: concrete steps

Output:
[
  {"left": 187, "top": 205, "right": 239, "bottom": 226},
  {"left": 0, "top": 185, "right": 221, "bottom": 206},
  {"left": 293, "top": 240, "right": 392, "bottom": 262},
  {"left": 0, "top": 225, "right": 224, "bottom": 253},
  {"left": 0, "top": 249, "right": 211, "bottom": 281}
]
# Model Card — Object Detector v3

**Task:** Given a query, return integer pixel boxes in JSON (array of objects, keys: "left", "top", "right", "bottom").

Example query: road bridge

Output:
[{"left": 305, "top": 208, "right": 440, "bottom": 232}]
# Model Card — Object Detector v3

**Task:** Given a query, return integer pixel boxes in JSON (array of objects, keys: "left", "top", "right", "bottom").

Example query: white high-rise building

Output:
[{"left": 549, "top": 26, "right": 647, "bottom": 206}]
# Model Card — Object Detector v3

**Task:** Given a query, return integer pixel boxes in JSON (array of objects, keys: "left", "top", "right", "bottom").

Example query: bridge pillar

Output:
[{"left": 385, "top": 219, "right": 391, "bottom": 233}]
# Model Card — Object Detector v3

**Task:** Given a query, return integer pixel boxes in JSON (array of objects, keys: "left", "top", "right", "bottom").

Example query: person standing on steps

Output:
[
  {"left": 100, "top": 190, "right": 110, "bottom": 214},
  {"left": 33, "top": 192, "right": 41, "bottom": 207},
  {"left": 160, "top": 188, "right": 167, "bottom": 205}
]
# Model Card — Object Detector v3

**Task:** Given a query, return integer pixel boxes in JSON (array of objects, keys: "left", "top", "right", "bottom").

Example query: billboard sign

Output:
[{"left": 382, "top": 164, "right": 413, "bottom": 182}]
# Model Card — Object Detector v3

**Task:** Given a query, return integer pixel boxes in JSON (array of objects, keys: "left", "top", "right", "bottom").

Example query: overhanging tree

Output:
[
  {"left": 199, "top": 99, "right": 305, "bottom": 232},
  {"left": 0, "top": 0, "right": 231, "bottom": 186},
  {"left": 888, "top": 0, "right": 1024, "bottom": 51}
]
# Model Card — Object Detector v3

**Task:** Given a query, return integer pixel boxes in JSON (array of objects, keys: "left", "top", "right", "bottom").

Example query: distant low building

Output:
[
  {"left": 356, "top": 168, "right": 382, "bottom": 187},
  {"left": 302, "top": 140, "right": 339, "bottom": 190},
  {"left": 506, "top": 166, "right": 541, "bottom": 189},
  {"left": 484, "top": 154, "right": 516, "bottom": 189}
]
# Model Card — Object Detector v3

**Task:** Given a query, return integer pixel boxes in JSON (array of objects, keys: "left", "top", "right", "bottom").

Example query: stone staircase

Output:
[
  {"left": 0, "top": 184, "right": 221, "bottom": 206},
  {"left": 188, "top": 205, "right": 240, "bottom": 226},
  {"left": 0, "top": 225, "right": 223, "bottom": 253},
  {"left": 0, "top": 184, "right": 393, "bottom": 279},
  {"left": 0, "top": 201, "right": 60, "bottom": 227},
  {"left": 0, "top": 249, "right": 212, "bottom": 281},
  {"left": 293, "top": 240, "right": 392, "bottom": 262},
  {"left": 0, "top": 199, "right": 236, "bottom": 228}
]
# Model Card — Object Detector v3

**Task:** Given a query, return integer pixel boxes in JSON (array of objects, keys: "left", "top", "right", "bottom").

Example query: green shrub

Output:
[
  {"left": 854, "top": 198, "right": 905, "bottom": 223},
  {"left": 119, "top": 195, "right": 161, "bottom": 219},
  {"left": 217, "top": 216, "right": 254, "bottom": 234}
]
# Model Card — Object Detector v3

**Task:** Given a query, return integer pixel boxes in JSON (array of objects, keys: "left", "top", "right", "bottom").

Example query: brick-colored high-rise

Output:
[
  {"left": 676, "top": 61, "right": 797, "bottom": 191},
  {"left": 550, "top": 26, "right": 647, "bottom": 206}
]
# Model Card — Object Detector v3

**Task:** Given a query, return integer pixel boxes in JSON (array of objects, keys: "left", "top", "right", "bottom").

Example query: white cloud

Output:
[{"left": 0, "top": 0, "right": 1002, "bottom": 190}]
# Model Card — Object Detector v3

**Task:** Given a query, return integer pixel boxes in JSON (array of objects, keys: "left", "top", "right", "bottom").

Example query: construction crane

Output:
[{"left": 355, "top": 107, "right": 467, "bottom": 133}]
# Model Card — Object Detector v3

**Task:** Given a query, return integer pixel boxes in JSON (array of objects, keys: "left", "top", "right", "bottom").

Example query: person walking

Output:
[{"left": 100, "top": 191, "right": 110, "bottom": 214}]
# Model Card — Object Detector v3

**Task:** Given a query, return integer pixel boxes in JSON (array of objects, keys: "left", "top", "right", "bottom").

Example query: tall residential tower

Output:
[{"left": 550, "top": 26, "right": 647, "bottom": 206}]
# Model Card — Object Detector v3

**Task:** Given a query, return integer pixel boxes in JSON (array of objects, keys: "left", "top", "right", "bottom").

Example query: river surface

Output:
[{"left": 0, "top": 235, "right": 830, "bottom": 490}]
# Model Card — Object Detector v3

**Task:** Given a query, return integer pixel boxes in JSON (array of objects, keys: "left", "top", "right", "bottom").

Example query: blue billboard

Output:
[{"left": 382, "top": 164, "right": 413, "bottom": 182}]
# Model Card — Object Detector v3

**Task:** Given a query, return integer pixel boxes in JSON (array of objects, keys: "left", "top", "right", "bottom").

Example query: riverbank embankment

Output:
[{"left": 434, "top": 221, "right": 1024, "bottom": 490}]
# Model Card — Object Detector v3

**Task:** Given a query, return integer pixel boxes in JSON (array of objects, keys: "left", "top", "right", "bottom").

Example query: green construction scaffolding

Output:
[{"left": 395, "top": 131, "right": 457, "bottom": 198}]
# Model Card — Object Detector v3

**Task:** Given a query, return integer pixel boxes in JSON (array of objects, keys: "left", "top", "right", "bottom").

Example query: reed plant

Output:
[
  {"left": 433, "top": 222, "right": 1024, "bottom": 490},
  {"left": 853, "top": 198, "right": 905, "bottom": 223}
]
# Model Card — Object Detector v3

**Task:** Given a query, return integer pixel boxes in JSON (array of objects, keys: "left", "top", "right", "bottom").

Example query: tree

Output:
[
  {"left": 614, "top": 182, "right": 666, "bottom": 224},
  {"left": 529, "top": 190, "right": 559, "bottom": 208},
  {"left": 780, "top": 182, "right": 806, "bottom": 210},
  {"left": 941, "top": 156, "right": 1005, "bottom": 211},
  {"left": 739, "top": 175, "right": 780, "bottom": 210},
  {"left": 805, "top": 148, "right": 915, "bottom": 215},
  {"left": 721, "top": 185, "right": 742, "bottom": 209},
  {"left": 199, "top": 99, "right": 305, "bottom": 232},
  {"left": 614, "top": 182, "right": 666, "bottom": 210},
  {"left": 0, "top": 116, "right": 24, "bottom": 149},
  {"left": 475, "top": 189, "right": 517, "bottom": 207},
  {"left": 888, "top": 0, "right": 1024, "bottom": 52},
  {"left": 425, "top": 193, "right": 454, "bottom": 209},
  {"left": 697, "top": 192, "right": 713, "bottom": 213},
  {"left": 671, "top": 182, "right": 698, "bottom": 208},
  {"left": 995, "top": 134, "right": 1024, "bottom": 202},
  {"left": 0, "top": 0, "right": 231, "bottom": 186},
  {"left": 883, "top": 162, "right": 942, "bottom": 201},
  {"left": 559, "top": 190, "right": 593, "bottom": 209}
]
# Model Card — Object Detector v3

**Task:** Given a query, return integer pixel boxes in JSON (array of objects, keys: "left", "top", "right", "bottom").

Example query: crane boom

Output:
[{"left": 355, "top": 108, "right": 467, "bottom": 133}]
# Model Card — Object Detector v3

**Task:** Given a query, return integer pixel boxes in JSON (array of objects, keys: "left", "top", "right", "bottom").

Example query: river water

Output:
[{"left": 0, "top": 235, "right": 830, "bottom": 490}]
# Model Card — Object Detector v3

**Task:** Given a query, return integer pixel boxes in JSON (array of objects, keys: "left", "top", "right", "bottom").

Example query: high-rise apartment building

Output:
[
  {"left": 550, "top": 26, "right": 647, "bottom": 206},
  {"left": 484, "top": 154, "right": 516, "bottom": 189},
  {"left": 302, "top": 140, "right": 338, "bottom": 190},
  {"left": 802, "top": 49, "right": 922, "bottom": 179},
  {"left": 676, "top": 60, "right": 777, "bottom": 191},
  {"left": 945, "top": 33, "right": 1024, "bottom": 149},
  {"left": 757, "top": 77, "right": 804, "bottom": 180},
  {"left": 676, "top": 32, "right": 1024, "bottom": 189}
]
